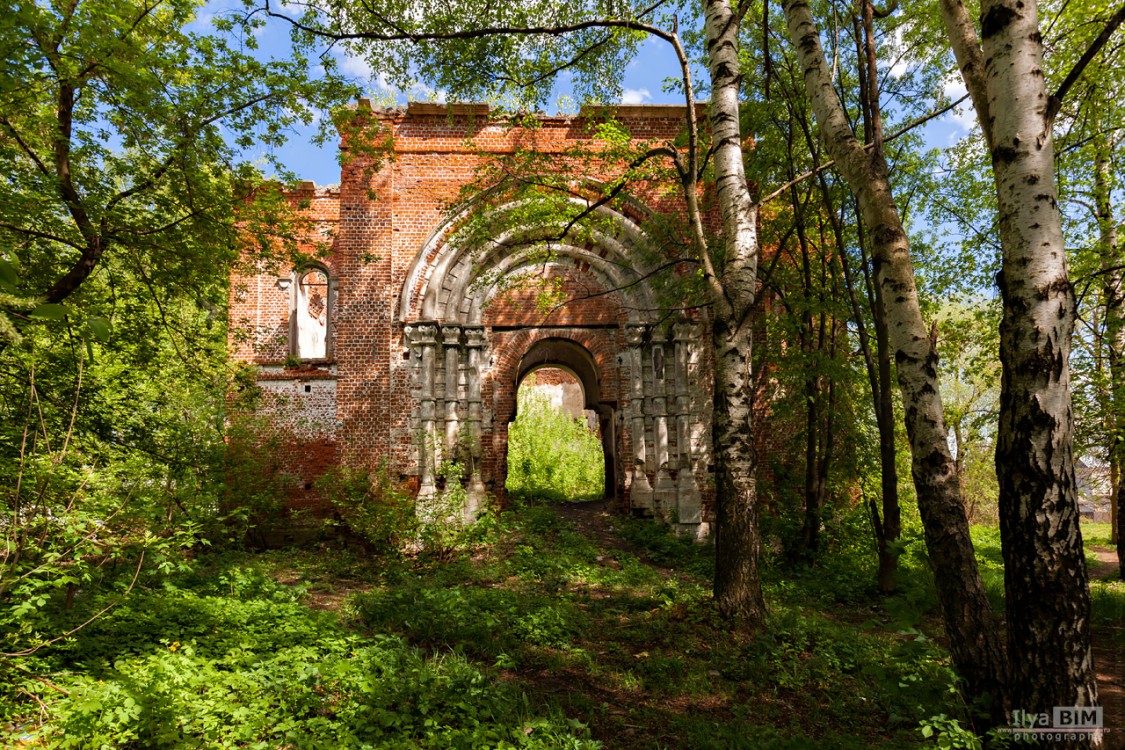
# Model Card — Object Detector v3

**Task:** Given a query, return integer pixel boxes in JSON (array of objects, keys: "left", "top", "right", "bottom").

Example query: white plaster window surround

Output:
[{"left": 290, "top": 266, "right": 334, "bottom": 361}]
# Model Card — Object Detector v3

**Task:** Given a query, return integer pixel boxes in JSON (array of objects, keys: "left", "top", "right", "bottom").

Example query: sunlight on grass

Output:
[
  {"left": 1081, "top": 522, "right": 1114, "bottom": 548},
  {"left": 506, "top": 379, "right": 604, "bottom": 502},
  {"left": 4, "top": 502, "right": 1001, "bottom": 749}
]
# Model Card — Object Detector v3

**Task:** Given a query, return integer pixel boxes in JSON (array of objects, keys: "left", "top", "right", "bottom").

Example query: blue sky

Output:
[
  {"left": 209, "top": 7, "right": 974, "bottom": 186},
  {"left": 237, "top": 22, "right": 690, "bottom": 184}
]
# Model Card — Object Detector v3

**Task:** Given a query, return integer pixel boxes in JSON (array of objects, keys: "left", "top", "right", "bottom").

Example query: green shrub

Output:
[
  {"left": 317, "top": 460, "right": 417, "bottom": 555},
  {"left": 506, "top": 386, "right": 603, "bottom": 502},
  {"left": 220, "top": 412, "right": 293, "bottom": 545},
  {"left": 4, "top": 558, "right": 600, "bottom": 750}
]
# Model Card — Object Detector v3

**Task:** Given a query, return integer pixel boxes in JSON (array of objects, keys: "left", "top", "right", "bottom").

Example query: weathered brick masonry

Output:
[{"left": 230, "top": 102, "right": 727, "bottom": 536}]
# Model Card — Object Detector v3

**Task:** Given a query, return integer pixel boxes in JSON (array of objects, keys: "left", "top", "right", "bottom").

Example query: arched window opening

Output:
[{"left": 293, "top": 268, "right": 330, "bottom": 360}]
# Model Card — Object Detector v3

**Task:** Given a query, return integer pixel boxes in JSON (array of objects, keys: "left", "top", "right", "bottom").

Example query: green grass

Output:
[
  {"left": 24, "top": 503, "right": 1111, "bottom": 748},
  {"left": 1080, "top": 522, "right": 1125, "bottom": 641},
  {"left": 2, "top": 553, "right": 598, "bottom": 749},
  {"left": 1, "top": 502, "right": 965, "bottom": 749},
  {"left": 344, "top": 504, "right": 962, "bottom": 749},
  {"left": 506, "top": 387, "right": 604, "bottom": 502},
  {"left": 1081, "top": 522, "right": 1114, "bottom": 548}
]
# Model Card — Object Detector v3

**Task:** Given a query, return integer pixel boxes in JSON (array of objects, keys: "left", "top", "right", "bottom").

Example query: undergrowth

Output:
[
  {"left": 506, "top": 384, "right": 604, "bottom": 502},
  {"left": 4, "top": 499, "right": 1115, "bottom": 748}
]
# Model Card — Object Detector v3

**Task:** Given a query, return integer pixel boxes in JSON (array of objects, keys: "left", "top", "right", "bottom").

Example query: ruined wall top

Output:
[{"left": 336, "top": 100, "right": 707, "bottom": 155}]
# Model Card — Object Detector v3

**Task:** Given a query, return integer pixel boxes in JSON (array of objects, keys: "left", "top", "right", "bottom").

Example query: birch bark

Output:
[
  {"left": 939, "top": 0, "right": 1099, "bottom": 725},
  {"left": 782, "top": 0, "right": 1008, "bottom": 722},
  {"left": 703, "top": 0, "right": 768, "bottom": 628},
  {"left": 1094, "top": 136, "right": 1125, "bottom": 578}
]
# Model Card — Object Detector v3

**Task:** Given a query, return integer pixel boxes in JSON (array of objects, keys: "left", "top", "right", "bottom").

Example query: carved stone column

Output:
[
  {"left": 440, "top": 325, "right": 462, "bottom": 456},
  {"left": 414, "top": 322, "right": 439, "bottom": 501},
  {"left": 624, "top": 323, "right": 652, "bottom": 511},
  {"left": 673, "top": 321, "right": 701, "bottom": 524},
  {"left": 652, "top": 335, "right": 677, "bottom": 518},
  {"left": 463, "top": 325, "right": 487, "bottom": 517}
]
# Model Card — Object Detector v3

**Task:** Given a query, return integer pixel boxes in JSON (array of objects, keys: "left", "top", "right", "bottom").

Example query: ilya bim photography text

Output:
[{"left": 1000, "top": 707, "right": 1104, "bottom": 743}]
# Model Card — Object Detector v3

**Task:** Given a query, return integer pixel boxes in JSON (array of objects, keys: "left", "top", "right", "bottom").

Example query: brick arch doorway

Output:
[{"left": 507, "top": 337, "right": 619, "bottom": 502}]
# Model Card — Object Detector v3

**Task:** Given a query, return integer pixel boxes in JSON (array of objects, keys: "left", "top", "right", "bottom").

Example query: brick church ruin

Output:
[{"left": 230, "top": 102, "right": 718, "bottom": 537}]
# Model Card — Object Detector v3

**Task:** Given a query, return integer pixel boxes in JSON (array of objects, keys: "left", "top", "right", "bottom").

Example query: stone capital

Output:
[
  {"left": 624, "top": 323, "right": 647, "bottom": 347},
  {"left": 439, "top": 324, "right": 462, "bottom": 346},
  {"left": 672, "top": 320, "right": 699, "bottom": 342},
  {"left": 412, "top": 321, "right": 439, "bottom": 346},
  {"left": 463, "top": 326, "right": 487, "bottom": 348}
]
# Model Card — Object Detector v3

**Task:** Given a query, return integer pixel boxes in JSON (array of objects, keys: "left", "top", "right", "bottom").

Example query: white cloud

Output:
[
  {"left": 409, "top": 82, "right": 447, "bottom": 103},
  {"left": 943, "top": 77, "right": 977, "bottom": 131},
  {"left": 332, "top": 52, "right": 398, "bottom": 102},
  {"left": 337, "top": 51, "right": 375, "bottom": 80},
  {"left": 886, "top": 26, "right": 910, "bottom": 79},
  {"left": 187, "top": 11, "right": 216, "bottom": 31},
  {"left": 621, "top": 88, "right": 651, "bottom": 105}
]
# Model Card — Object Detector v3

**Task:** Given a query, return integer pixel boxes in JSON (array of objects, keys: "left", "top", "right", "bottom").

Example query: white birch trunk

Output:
[
  {"left": 782, "top": 0, "right": 1008, "bottom": 723},
  {"left": 703, "top": 0, "right": 767, "bottom": 628},
  {"left": 940, "top": 0, "right": 1100, "bottom": 727},
  {"left": 1095, "top": 136, "right": 1125, "bottom": 572}
]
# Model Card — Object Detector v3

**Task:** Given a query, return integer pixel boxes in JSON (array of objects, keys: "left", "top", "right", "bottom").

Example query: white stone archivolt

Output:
[
  {"left": 395, "top": 193, "right": 709, "bottom": 532},
  {"left": 395, "top": 197, "right": 658, "bottom": 325}
]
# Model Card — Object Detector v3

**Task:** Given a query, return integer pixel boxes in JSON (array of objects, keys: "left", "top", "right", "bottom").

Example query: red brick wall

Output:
[{"left": 230, "top": 103, "right": 761, "bottom": 527}]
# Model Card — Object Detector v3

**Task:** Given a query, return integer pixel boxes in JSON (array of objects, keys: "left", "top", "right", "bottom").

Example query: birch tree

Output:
[
  {"left": 273, "top": 0, "right": 770, "bottom": 627},
  {"left": 937, "top": 0, "right": 1125, "bottom": 722},
  {"left": 1095, "top": 133, "right": 1125, "bottom": 578},
  {"left": 1059, "top": 64, "right": 1125, "bottom": 577},
  {"left": 780, "top": 0, "right": 1008, "bottom": 723}
]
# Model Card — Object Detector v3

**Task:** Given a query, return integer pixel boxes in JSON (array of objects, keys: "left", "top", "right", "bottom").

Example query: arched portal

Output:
[
  {"left": 396, "top": 193, "right": 712, "bottom": 533},
  {"left": 229, "top": 105, "right": 721, "bottom": 537},
  {"left": 509, "top": 339, "right": 616, "bottom": 501}
]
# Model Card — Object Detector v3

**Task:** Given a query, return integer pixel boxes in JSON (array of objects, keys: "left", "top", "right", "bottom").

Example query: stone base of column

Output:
[
  {"left": 464, "top": 471, "right": 486, "bottom": 523},
  {"left": 654, "top": 469, "right": 677, "bottom": 522},
  {"left": 674, "top": 521, "right": 710, "bottom": 542},
  {"left": 676, "top": 470, "right": 702, "bottom": 524},
  {"left": 630, "top": 468, "right": 653, "bottom": 514}
]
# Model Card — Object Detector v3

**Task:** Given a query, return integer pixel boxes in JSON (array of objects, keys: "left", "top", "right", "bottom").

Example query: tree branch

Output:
[
  {"left": 757, "top": 91, "right": 970, "bottom": 205},
  {"left": 937, "top": 0, "right": 992, "bottom": 146},
  {"left": 1048, "top": 2, "right": 1125, "bottom": 124},
  {"left": 267, "top": 0, "right": 679, "bottom": 46},
  {"left": 0, "top": 222, "right": 85, "bottom": 251}
]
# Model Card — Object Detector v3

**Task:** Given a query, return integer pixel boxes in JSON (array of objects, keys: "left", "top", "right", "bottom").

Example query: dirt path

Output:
[
  {"left": 552, "top": 498, "right": 701, "bottom": 581},
  {"left": 1090, "top": 546, "right": 1120, "bottom": 581},
  {"left": 1088, "top": 545, "right": 1124, "bottom": 749}
]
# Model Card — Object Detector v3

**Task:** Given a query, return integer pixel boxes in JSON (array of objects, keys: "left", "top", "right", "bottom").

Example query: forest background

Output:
[{"left": 1, "top": 0, "right": 1124, "bottom": 746}]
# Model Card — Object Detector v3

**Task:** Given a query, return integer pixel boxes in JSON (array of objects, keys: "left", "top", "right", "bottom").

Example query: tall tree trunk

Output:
[
  {"left": 802, "top": 357, "right": 822, "bottom": 556},
  {"left": 951, "top": 0, "right": 1099, "bottom": 725},
  {"left": 816, "top": 15, "right": 901, "bottom": 592},
  {"left": 833, "top": 189, "right": 901, "bottom": 592},
  {"left": 860, "top": 213, "right": 902, "bottom": 592},
  {"left": 1094, "top": 133, "right": 1125, "bottom": 575},
  {"left": 798, "top": 220, "right": 825, "bottom": 558},
  {"left": 711, "top": 315, "right": 768, "bottom": 626},
  {"left": 782, "top": 0, "right": 1008, "bottom": 725},
  {"left": 849, "top": 10, "right": 902, "bottom": 593},
  {"left": 704, "top": 0, "right": 768, "bottom": 629},
  {"left": 952, "top": 421, "right": 971, "bottom": 521}
]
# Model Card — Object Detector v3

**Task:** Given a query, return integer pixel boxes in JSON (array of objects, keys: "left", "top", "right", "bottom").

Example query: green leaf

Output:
[
  {"left": 86, "top": 316, "right": 112, "bottom": 341},
  {"left": 0, "top": 258, "right": 17, "bottom": 289},
  {"left": 30, "top": 303, "right": 68, "bottom": 320}
]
